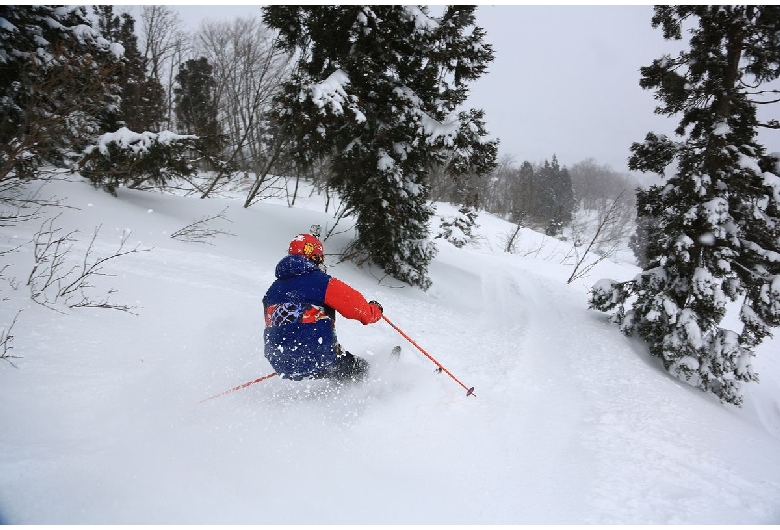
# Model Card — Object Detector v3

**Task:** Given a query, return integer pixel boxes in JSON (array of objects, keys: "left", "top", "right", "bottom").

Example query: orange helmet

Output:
[{"left": 288, "top": 234, "right": 325, "bottom": 263}]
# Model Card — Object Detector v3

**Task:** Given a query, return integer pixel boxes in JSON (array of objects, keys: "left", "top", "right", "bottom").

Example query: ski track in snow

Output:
[
  {"left": 551, "top": 290, "right": 780, "bottom": 524},
  {"left": 442, "top": 249, "right": 780, "bottom": 524}
]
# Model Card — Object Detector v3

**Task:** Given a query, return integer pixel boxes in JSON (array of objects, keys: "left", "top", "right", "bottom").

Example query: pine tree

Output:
[
  {"left": 0, "top": 6, "right": 123, "bottom": 181},
  {"left": 628, "top": 213, "right": 654, "bottom": 268},
  {"left": 536, "top": 155, "right": 575, "bottom": 235},
  {"left": 174, "top": 57, "right": 221, "bottom": 156},
  {"left": 262, "top": 6, "right": 497, "bottom": 289},
  {"left": 509, "top": 161, "right": 536, "bottom": 224},
  {"left": 437, "top": 205, "right": 479, "bottom": 248},
  {"left": 93, "top": 7, "right": 165, "bottom": 133},
  {"left": 589, "top": 6, "right": 780, "bottom": 406}
]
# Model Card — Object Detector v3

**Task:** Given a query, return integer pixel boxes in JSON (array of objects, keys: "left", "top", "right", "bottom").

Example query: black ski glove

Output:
[{"left": 369, "top": 300, "right": 383, "bottom": 314}]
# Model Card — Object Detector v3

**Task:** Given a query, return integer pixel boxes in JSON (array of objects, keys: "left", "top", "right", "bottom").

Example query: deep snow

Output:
[{"left": 1, "top": 175, "right": 779, "bottom": 524}]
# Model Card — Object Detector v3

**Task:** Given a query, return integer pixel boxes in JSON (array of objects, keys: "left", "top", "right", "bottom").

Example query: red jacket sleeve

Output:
[{"left": 324, "top": 278, "right": 382, "bottom": 325}]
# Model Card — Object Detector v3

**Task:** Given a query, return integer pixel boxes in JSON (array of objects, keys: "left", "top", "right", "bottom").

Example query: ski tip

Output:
[{"left": 466, "top": 387, "right": 476, "bottom": 397}]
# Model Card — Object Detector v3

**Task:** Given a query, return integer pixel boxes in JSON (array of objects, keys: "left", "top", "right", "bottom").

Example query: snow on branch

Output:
[
  {"left": 88, "top": 127, "right": 196, "bottom": 157},
  {"left": 307, "top": 69, "right": 366, "bottom": 123},
  {"left": 80, "top": 128, "right": 201, "bottom": 195}
]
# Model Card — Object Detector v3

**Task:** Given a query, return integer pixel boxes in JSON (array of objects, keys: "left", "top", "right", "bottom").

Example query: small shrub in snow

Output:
[
  {"left": 27, "top": 216, "right": 149, "bottom": 313},
  {"left": 437, "top": 206, "right": 478, "bottom": 248}
]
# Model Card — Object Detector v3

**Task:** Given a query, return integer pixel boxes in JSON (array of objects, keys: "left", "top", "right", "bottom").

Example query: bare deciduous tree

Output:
[
  {"left": 569, "top": 158, "right": 638, "bottom": 212},
  {"left": 195, "top": 16, "right": 293, "bottom": 201},
  {"left": 502, "top": 223, "right": 523, "bottom": 253},
  {"left": 140, "top": 5, "right": 190, "bottom": 130},
  {"left": 566, "top": 191, "right": 634, "bottom": 284}
]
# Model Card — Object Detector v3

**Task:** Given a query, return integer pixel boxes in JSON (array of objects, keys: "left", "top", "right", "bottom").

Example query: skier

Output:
[{"left": 263, "top": 233, "right": 383, "bottom": 382}]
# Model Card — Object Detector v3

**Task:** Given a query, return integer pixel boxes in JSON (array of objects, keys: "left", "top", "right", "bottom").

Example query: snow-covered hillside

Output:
[{"left": 1, "top": 175, "right": 779, "bottom": 524}]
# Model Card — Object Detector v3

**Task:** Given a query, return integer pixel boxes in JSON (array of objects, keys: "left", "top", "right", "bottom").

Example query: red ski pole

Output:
[
  {"left": 382, "top": 315, "right": 476, "bottom": 397},
  {"left": 200, "top": 371, "right": 277, "bottom": 403}
]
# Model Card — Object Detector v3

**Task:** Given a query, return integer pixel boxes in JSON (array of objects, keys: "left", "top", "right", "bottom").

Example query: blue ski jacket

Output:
[{"left": 262, "top": 254, "right": 381, "bottom": 380}]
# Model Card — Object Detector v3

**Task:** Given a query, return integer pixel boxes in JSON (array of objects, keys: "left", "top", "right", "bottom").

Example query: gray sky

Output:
[
  {"left": 160, "top": 5, "right": 775, "bottom": 177},
  {"left": 467, "top": 5, "right": 680, "bottom": 172}
]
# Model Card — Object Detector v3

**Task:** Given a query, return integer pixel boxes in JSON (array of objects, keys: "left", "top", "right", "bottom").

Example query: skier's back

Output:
[{"left": 263, "top": 234, "right": 383, "bottom": 381}]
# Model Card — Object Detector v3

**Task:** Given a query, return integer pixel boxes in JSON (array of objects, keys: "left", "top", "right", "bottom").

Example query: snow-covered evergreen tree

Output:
[
  {"left": 93, "top": 7, "right": 165, "bottom": 133},
  {"left": 437, "top": 206, "right": 479, "bottom": 248},
  {"left": 590, "top": 6, "right": 780, "bottom": 406},
  {"left": 537, "top": 155, "right": 575, "bottom": 235},
  {"left": 628, "top": 213, "right": 654, "bottom": 268},
  {"left": 0, "top": 6, "right": 123, "bottom": 181},
  {"left": 79, "top": 128, "right": 199, "bottom": 195},
  {"left": 262, "top": 6, "right": 497, "bottom": 289}
]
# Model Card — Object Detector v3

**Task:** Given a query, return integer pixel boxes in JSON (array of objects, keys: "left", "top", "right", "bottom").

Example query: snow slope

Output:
[{"left": 1, "top": 176, "right": 779, "bottom": 524}]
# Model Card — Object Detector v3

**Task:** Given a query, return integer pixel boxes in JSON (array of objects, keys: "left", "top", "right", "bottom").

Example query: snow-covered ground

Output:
[{"left": 1, "top": 175, "right": 779, "bottom": 524}]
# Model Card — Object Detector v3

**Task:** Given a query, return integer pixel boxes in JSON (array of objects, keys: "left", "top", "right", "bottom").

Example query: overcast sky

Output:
[
  {"left": 158, "top": 5, "right": 767, "bottom": 176},
  {"left": 467, "top": 5, "right": 681, "bottom": 172}
]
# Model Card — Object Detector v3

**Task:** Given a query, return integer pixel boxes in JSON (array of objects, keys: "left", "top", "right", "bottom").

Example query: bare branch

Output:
[
  {"left": 0, "top": 310, "right": 22, "bottom": 368},
  {"left": 502, "top": 223, "right": 523, "bottom": 253},
  {"left": 567, "top": 191, "right": 628, "bottom": 284},
  {"left": 27, "top": 216, "right": 80, "bottom": 308},
  {"left": 26, "top": 218, "right": 151, "bottom": 312},
  {"left": 170, "top": 207, "right": 236, "bottom": 244}
]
